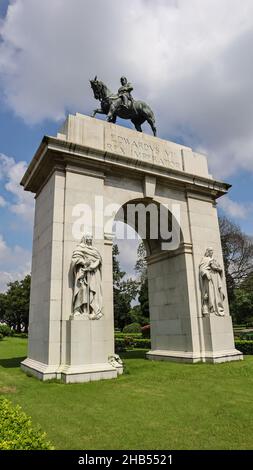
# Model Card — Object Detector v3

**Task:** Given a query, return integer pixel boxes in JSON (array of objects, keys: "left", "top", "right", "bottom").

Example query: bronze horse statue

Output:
[{"left": 90, "top": 77, "right": 157, "bottom": 136}]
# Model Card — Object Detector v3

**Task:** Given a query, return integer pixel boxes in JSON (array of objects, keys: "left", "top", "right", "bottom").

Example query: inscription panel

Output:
[{"left": 104, "top": 127, "right": 183, "bottom": 171}]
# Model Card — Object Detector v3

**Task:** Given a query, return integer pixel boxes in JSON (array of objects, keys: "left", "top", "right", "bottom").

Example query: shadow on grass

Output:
[{"left": 0, "top": 357, "right": 26, "bottom": 368}]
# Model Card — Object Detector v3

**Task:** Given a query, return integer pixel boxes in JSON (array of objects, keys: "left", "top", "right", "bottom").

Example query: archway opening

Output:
[{"left": 112, "top": 197, "right": 183, "bottom": 355}]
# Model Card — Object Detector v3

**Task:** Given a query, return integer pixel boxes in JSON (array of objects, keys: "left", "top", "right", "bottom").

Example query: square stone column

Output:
[{"left": 21, "top": 165, "right": 122, "bottom": 382}]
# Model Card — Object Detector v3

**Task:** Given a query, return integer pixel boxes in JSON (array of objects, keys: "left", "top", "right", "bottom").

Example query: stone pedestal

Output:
[
  {"left": 201, "top": 316, "right": 242, "bottom": 363},
  {"left": 20, "top": 114, "right": 242, "bottom": 383},
  {"left": 62, "top": 318, "right": 119, "bottom": 383}
]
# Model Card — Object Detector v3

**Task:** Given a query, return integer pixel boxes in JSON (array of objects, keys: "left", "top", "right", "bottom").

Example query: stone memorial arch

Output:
[{"left": 21, "top": 114, "right": 242, "bottom": 383}]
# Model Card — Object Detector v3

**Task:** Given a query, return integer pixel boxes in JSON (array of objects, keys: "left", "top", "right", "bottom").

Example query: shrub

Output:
[
  {"left": 0, "top": 333, "right": 3, "bottom": 341},
  {"left": 133, "top": 338, "right": 151, "bottom": 349},
  {"left": 115, "top": 338, "right": 126, "bottom": 352},
  {"left": 0, "top": 324, "right": 12, "bottom": 337},
  {"left": 240, "top": 332, "right": 253, "bottom": 341},
  {"left": 141, "top": 324, "right": 150, "bottom": 338},
  {"left": 14, "top": 332, "right": 28, "bottom": 339},
  {"left": 115, "top": 332, "right": 142, "bottom": 339},
  {"left": 123, "top": 322, "right": 142, "bottom": 334},
  {"left": 115, "top": 336, "right": 136, "bottom": 352},
  {"left": 115, "top": 336, "right": 151, "bottom": 351},
  {"left": 235, "top": 340, "right": 253, "bottom": 355},
  {"left": 0, "top": 398, "right": 54, "bottom": 450}
]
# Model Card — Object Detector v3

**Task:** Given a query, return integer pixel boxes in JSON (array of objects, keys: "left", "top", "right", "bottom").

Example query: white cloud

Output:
[
  {"left": 0, "top": 1, "right": 253, "bottom": 178},
  {"left": 0, "top": 195, "right": 7, "bottom": 207},
  {"left": 113, "top": 221, "right": 140, "bottom": 275},
  {"left": 0, "top": 153, "right": 34, "bottom": 222},
  {"left": 0, "top": 233, "right": 31, "bottom": 292},
  {"left": 218, "top": 196, "right": 253, "bottom": 220}
]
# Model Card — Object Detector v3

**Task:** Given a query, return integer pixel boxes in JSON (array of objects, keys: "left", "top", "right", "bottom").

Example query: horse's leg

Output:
[
  {"left": 107, "top": 104, "right": 117, "bottom": 122},
  {"left": 91, "top": 108, "right": 104, "bottom": 118},
  {"left": 107, "top": 98, "right": 122, "bottom": 122},
  {"left": 133, "top": 122, "right": 142, "bottom": 132},
  {"left": 107, "top": 104, "right": 114, "bottom": 121}
]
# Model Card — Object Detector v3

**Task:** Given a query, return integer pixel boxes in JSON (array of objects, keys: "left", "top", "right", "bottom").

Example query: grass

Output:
[{"left": 1, "top": 337, "right": 253, "bottom": 450}]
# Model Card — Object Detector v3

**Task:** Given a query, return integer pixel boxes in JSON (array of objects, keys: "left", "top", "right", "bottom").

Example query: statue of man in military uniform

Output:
[{"left": 117, "top": 76, "right": 134, "bottom": 109}]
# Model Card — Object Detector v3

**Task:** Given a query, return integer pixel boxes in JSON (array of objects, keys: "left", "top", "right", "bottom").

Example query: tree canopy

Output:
[{"left": 0, "top": 275, "right": 30, "bottom": 333}]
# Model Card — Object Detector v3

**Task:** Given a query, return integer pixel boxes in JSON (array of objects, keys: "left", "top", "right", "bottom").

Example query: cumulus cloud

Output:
[
  {"left": 0, "top": 233, "right": 31, "bottom": 292},
  {"left": 0, "top": 153, "right": 34, "bottom": 221},
  {"left": 0, "top": 0, "right": 253, "bottom": 178},
  {"left": 218, "top": 196, "right": 253, "bottom": 220},
  {"left": 0, "top": 195, "right": 7, "bottom": 207}
]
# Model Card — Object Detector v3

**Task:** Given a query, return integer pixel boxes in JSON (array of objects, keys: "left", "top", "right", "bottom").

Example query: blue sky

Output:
[{"left": 0, "top": 0, "right": 253, "bottom": 290}]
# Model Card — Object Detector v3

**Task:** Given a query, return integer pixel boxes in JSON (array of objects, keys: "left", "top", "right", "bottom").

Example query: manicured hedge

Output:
[
  {"left": 115, "top": 336, "right": 151, "bottom": 352},
  {"left": 115, "top": 337, "right": 253, "bottom": 355},
  {"left": 239, "top": 332, "right": 253, "bottom": 341},
  {"left": 133, "top": 339, "right": 151, "bottom": 349},
  {"left": 235, "top": 340, "right": 253, "bottom": 355},
  {"left": 115, "top": 333, "right": 142, "bottom": 339},
  {"left": 0, "top": 398, "right": 54, "bottom": 450}
]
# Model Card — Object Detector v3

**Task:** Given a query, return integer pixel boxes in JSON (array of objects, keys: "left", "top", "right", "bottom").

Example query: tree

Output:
[
  {"left": 219, "top": 216, "right": 253, "bottom": 303},
  {"left": 135, "top": 242, "right": 147, "bottom": 282},
  {"left": 0, "top": 275, "right": 31, "bottom": 333},
  {"left": 230, "top": 288, "right": 253, "bottom": 324},
  {"left": 242, "top": 272, "right": 253, "bottom": 293},
  {"left": 134, "top": 242, "right": 150, "bottom": 323},
  {"left": 113, "top": 245, "right": 139, "bottom": 330}
]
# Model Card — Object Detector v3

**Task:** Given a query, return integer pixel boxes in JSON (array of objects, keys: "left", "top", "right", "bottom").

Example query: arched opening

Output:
[{"left": 112, "top": 197, "right": 187, "bottom": 359}]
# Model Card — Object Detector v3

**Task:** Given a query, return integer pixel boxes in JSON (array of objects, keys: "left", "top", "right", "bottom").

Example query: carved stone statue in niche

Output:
[
  {"left": 71, "top": 235, "right": 103, "bottom": 320},
  {"left": 199, "top": 247, "right": 225, "bottom": 317}
]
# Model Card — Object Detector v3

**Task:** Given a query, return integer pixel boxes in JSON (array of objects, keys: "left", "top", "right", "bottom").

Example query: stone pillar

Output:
[
  {"left": 185, "top": 193, "right": 242, "bottom": 363},
  {"left": 21, "top": 166, "right": 122, "bottom": 382},
  {"left": 146, "top": 244, "right": 203, "bottom": 362}
]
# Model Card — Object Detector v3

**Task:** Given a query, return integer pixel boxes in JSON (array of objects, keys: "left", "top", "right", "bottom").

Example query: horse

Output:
[{"left": 89, "top": 77, "right": 157, "bottom": 136}]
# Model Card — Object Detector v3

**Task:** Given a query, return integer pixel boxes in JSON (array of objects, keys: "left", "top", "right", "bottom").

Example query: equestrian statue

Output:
[{"left": 90, "top": 76, "right": 157, "bottom": 136}]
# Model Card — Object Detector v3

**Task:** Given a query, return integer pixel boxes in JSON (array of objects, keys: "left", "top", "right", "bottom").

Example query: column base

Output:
[
  {"left": 146, "top": 349, "right": 243, "bottom": 364},
  {"left": 146, "top": 350, "right": 203, "bottom": 363},
  {"left": 201, "top": 349, "right": 243, "bottom": 363},
  {"left": 21, "top": 358, "right": 121, "bottom": 383}
]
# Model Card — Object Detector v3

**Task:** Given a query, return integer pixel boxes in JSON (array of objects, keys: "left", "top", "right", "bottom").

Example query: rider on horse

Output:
[
  {"left": 90, "top": 75, "right": 156, "bottom": 135},
  {"left": 117, "top": 77, "right": 134, "bottom": 109}
]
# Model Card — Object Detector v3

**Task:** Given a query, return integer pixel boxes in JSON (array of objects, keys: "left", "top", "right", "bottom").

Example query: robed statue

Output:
[
  {"left": 71, "top": 235, "right": 103, "bottom": 320},
  {"left": 90, "top": 75, "right": 157, "bottom": 135},
  {"left": 199, "top": 247, "right": 225, "bottom": 317}
]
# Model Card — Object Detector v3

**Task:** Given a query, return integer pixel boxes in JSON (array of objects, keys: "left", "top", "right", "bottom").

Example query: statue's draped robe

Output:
[
  {"left": 199, "top": 256, "right": 225, "bottom": 316},
  {"left": 71, "top": 242, "right": 102, "bottom": 318}
]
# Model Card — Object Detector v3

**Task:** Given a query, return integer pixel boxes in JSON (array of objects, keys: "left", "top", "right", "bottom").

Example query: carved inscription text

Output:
[{"left": 105, "top": 132, "right": 182, "bottom": 170}]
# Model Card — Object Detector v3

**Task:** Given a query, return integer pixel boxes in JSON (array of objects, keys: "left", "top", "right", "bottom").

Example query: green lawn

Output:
[{"left": 0, "top": 337, "right": 253, "bottom": 450}]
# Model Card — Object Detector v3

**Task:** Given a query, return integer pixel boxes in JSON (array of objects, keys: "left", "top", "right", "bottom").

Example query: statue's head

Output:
[
  {"left": 205, "top": 247, "right": 214, "bottom": 257},
  {"left": 120, "top": 76, "right": 127, "bottom": 85},
  {"left": 81, "top": 234, "right": 93, "bottom": 246}
]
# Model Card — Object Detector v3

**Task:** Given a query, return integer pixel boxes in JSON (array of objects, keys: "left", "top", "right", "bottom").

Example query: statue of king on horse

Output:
[{"left": 90, "top": 76, "right": 157, "bottom": 136}]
